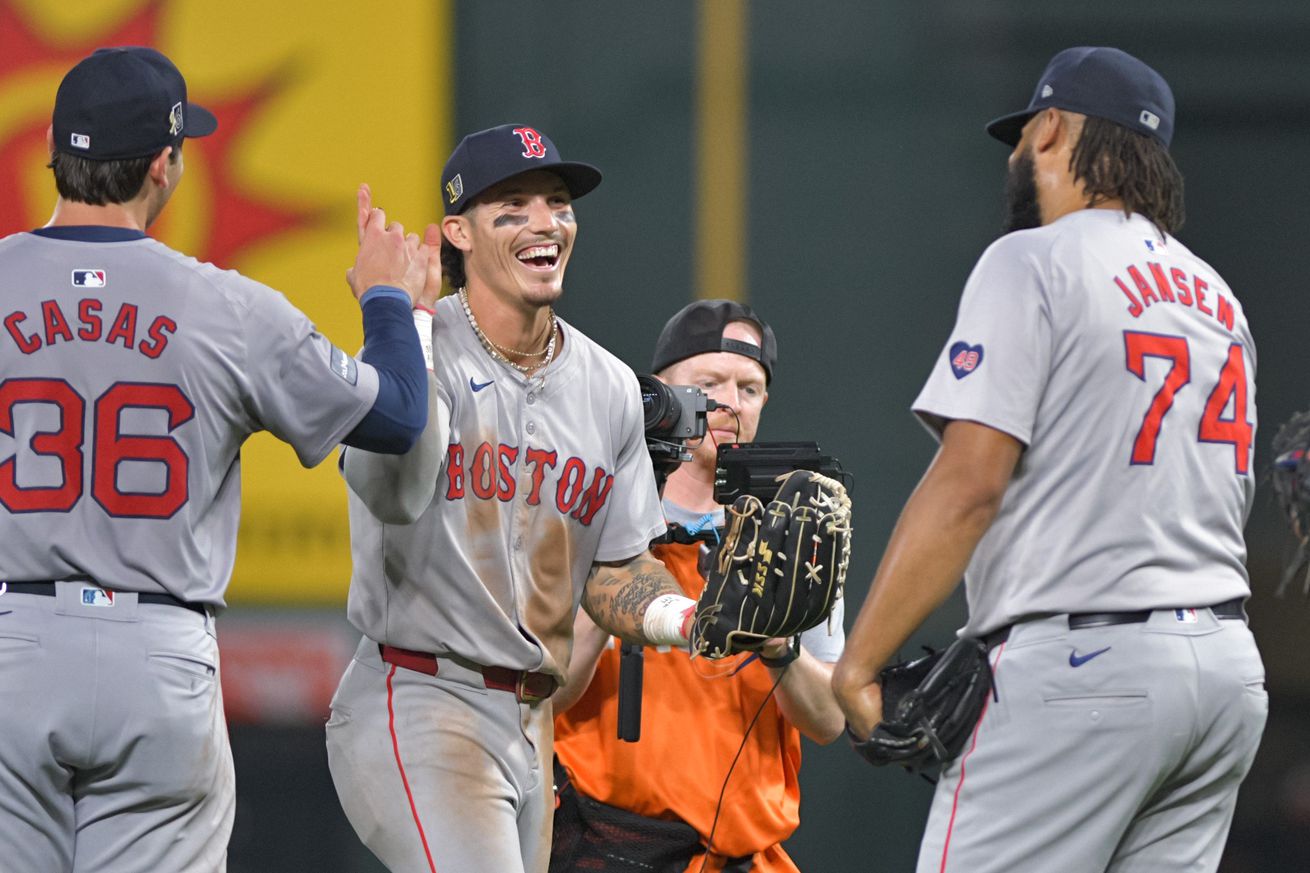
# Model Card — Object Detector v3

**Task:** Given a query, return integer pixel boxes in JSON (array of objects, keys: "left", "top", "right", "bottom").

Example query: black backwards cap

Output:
[
  {"left": 441, "top": 124, "right": 602, "bottom": 216},
  {"left": 986, "top": 46, "right": 1175, "bottom": 148},
  {"left": 651, "top": 299, "right": 777, "bottom": 385},
  {"left": 53, "top": 46, "right": 217, "bottom": 161}
]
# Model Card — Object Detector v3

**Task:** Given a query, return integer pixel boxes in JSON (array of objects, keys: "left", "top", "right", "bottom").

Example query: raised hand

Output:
[
  {"left": 415, "top": 223, "right": 444, "bottom": 311},
  {"left": 347, "top": 184, "right": 427, "bottom": 305}
]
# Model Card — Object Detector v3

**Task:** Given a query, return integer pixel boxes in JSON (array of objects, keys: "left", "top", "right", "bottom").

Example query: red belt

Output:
[{"left": 379, "top": 644, "right": 558, "bottom": 704}]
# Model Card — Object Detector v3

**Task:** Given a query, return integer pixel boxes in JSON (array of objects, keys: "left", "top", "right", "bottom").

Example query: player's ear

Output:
[
  {"left": 1031, "top": 108, "right": 1064, "bottom": 154},
  {"left": 146, "top": 147, "right": 173, "bottom": 187},
  {"left": 443, "top": 214, "right": 472, "bottom": 253},
  {"left": 45, "top": 125, "right": 54, "bottom": 156}
]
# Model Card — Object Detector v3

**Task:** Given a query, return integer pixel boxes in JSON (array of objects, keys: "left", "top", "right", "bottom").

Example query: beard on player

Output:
[{"left": 1002, "top": 146, "right": 1043, "bottom": 234}]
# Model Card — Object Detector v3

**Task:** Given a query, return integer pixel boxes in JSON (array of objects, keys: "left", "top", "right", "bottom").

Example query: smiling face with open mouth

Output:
[{"left": 459, "top": 170, "right": 576, "bottom": 312}]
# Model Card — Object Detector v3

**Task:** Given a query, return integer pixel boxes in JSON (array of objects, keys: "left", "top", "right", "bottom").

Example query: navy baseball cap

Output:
[
  {"left": 986, "top": 47, "right": 1175, "bottom": 148},
  {"left": 441, "top": 124, "right": 602, "bottom": 215},
  {"left": 651, "top": 299, "right": 777, "bottom": 385},
  {"left": 53, "top": 46, "right": 217, "bottom": 161}
]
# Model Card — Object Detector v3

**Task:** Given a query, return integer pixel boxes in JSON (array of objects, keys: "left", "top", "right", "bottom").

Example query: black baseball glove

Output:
[
  {"left": 1271, "top": 409, "right": 1310, "bottom": 596},
  {"left": 688, "top": 469, "right": 852, "bottom": 660},
  {"left": 848, "top": 638, "right": 993, "bottom": 775}
]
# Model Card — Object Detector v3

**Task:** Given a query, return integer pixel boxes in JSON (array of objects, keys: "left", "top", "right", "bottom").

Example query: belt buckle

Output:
[{"left": 516, "top": 671, "right": 555, "bottom": 704}]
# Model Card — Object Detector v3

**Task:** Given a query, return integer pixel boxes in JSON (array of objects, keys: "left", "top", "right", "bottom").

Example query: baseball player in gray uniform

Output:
[
  {"left": 326, "top": 125, "right": 702, "bottom": 873},
  {"left": 0, "top": 47, "right": 433, "bottom": 872},
  {"left": 834, "top": 47, "right": 1267, "bottom": 872}
]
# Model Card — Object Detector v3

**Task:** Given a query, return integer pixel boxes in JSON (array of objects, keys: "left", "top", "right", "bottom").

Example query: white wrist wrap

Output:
[
  {"left": 412, "top": 308, "right": 434, "bottom": 371},
  {"left": 642, "top": 594, "right": 696, "bottom": 647}
]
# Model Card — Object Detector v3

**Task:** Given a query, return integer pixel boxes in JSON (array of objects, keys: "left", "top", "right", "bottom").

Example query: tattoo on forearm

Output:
[
  {"left": 585, "top": 557, "right": 680, "bottom": 635},
  {"left": 612, "top": 573, "right": 674, "bottom": 620}
]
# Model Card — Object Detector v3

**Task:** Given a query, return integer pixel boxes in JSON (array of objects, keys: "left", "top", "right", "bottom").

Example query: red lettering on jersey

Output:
[
  {"left": 513, "top": 127, "right": 548, "bottom": 159},
  {"left": 1146, "top": 263, "right": 1176, "bottom": 303},
  {"left": 4, "top": 311, "right": 41, "bottom": 354},
  {"left": 78, "top": 299, "right": 103, "bottom": 341},
  {"left": 1127, "top": 265, "right": 1158, "bottom": 306},
  {"left": 1169, "top": 268, "right": 1193, "bottom": 306},
  {"left": 523, "top": 447, "right": 558, "bottom": 505},
  {"left": 41, "top": 300, "right": 74, "bottom": 346},
  {"left": 91, "top": 383, "right": 194, "bottom": 519},
  {"left": 138, "top": 316, "right": 176, "bottom": 360},
  {"left": 443, "top": 441, "right": 612, "bottom": 523},
  {"left": 1193, "top": 275, "right": 1212, "bottom": 316},
  {"left": 0, "top": 378, "right": 83, "bottom": 512},
  {"left": 470, "top": 442, "right": 496, "bottom": 500},
  {"left": 555, "top": 456, "right": 585, "bottom": 513},
  {"left": 106, "top": 303, "right": 138, "bottom": 349},
  {"left": 445, "top": 444, "right": 466, "bottom": 498},
  {"left": 571, "top": 467, "right": 614, "bottom": 526},
  {"left": 1198, "top": 343, "right": 1253, "bottom": 475},
  {"left": 1215, "top": 295, "right": 1235, "bottom": 332},
  {"left": 496, "top": 445, "right": 519, "bottom": 500},
  {"left": 1114, "top": 278, "right": 1144, "bottom": 318}
]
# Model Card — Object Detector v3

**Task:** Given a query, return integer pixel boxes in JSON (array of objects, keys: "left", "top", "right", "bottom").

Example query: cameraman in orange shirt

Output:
[{"left": 551, "top": 300, "right": 846, "bottom": 873}]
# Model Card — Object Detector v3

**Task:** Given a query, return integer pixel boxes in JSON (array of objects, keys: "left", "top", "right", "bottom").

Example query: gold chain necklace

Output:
[
  {"left": 458, "top": 288, "right": 558, "bottom": 377},
  {"left": 486, "top": 331, "right": 552, "bottom": 358}
]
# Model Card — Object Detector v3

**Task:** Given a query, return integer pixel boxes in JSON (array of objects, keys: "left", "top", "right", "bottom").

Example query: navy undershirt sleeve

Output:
[{"left": 342, "top": 286, "right": 428, "bottom": 453}]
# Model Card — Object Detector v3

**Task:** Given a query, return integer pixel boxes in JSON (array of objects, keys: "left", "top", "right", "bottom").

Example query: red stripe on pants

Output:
[
  {"left": 939, "top": 641, "right": 1005, "bottom": 872},
  {"left": 387, "top": 663, "right": 438, "bottom": 872}
]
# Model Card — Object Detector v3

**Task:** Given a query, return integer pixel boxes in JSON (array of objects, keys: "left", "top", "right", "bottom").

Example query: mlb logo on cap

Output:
[{"left": 72, "top": 269, "right": 106, "bottom": 287}]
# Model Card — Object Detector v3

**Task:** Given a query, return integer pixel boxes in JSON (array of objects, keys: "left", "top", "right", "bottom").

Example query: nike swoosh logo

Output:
[
  {"left": 469, "top": 377, "right": 494, "bottom": 392},
  {"left": 0, "top": 610, "right": 10, "bottom": 616},
  {"left": 1069, "top": 646, "right": 1111, "bottom": 667}
]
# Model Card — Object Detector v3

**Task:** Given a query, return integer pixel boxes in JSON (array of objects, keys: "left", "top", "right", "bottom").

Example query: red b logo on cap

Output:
[{"left": 513, "top": 127, "right": 547, "bottom": 159}]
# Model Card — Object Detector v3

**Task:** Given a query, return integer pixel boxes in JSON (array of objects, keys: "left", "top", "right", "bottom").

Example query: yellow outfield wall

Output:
[{"left": 0, "top": 0, "right": 451, "bottom": 604}]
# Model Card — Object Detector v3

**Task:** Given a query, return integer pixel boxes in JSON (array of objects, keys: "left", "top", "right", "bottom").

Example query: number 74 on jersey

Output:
[{"left": 1124, "top": 331, "right": 1252, "bottom": 475}]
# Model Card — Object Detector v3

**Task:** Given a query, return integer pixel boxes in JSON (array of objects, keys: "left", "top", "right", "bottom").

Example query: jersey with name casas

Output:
[
  {"left": 344, "top": 294, "right": 666, "bottom": 680},
  {"left": 0, "top": 229, "right": 379, "bottom": 605},
  {"left": 913, "top": 210, "right": 1255, "bottom": 636}
]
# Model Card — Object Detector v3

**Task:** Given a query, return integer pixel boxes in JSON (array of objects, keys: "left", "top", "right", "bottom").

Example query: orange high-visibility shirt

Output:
[{"left": 554, "top": 541, "right": 802, "bottom": 873}]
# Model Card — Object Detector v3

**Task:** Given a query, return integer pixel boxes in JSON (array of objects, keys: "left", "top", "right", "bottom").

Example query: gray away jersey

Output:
[
  {"left": 913, "top": 210, "right": 1255, "bottom": 636},
  {"left": 0, "top": 231, "right": 379, "bottom": 604},
  {"left": 344, "top": 294, "right": 666, "bottom": 681}
]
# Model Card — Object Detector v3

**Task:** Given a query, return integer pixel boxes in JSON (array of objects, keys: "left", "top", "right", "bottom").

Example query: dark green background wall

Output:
[
  {"left": 217, "top": 4, "right": 1310, "bottom": 871},
  {"left": 450, "top": 2, "right": 1310, "bottom": 870}
]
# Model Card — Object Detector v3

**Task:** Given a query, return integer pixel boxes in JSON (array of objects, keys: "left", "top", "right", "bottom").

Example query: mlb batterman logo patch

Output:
[
  {"left": 81, "top": 587, "right": 115, "bottom": 607},
  {"left": 72, "top": 270, "right": 106, "bottom": 287},
  {"left": 949, "top": 341, "right": 984, "bottom": 379},
  {"left": 329, "top": 346, "right": 358, "bottom": 386}
]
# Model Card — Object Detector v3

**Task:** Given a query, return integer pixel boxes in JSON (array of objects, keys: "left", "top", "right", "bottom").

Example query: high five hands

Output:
[{"left": 347, "top": 183, "right": 442, "bottom": 306}]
